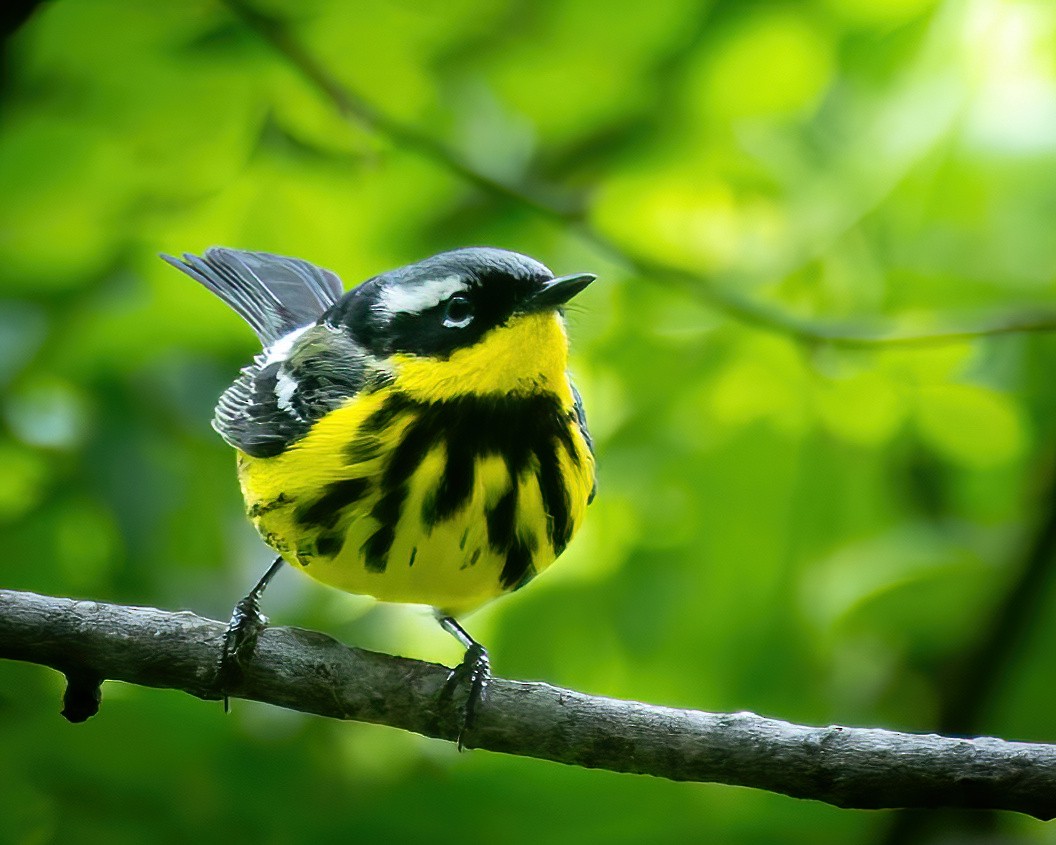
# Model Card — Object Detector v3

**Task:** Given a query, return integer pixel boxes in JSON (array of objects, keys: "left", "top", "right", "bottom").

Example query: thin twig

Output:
[
  {"left": 224, "top": 0, "right": 580, "bottom": 226},
  {"left": 3, "top": 588, "right": 1056, "bottom": 819},
  {"left": 219, "top": 0, "right": 1056, "bottom": 347}
]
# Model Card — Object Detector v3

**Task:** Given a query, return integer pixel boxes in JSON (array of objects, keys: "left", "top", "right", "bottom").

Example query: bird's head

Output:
[{"left": 325, "top": 247, "right": 595, "bottom": 399}]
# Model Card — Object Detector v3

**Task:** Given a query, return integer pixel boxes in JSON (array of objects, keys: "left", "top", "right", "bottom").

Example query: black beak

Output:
[{"left": 526, "top": 273, "right": 596, "bottom": 310}]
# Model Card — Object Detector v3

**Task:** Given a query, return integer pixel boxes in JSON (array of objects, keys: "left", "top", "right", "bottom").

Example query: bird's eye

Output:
[{"left": 442, "top": 295, "right": 474, "bottom": 329}]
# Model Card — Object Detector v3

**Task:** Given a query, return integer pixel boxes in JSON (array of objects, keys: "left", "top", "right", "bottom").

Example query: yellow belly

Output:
[{"left": 237, "top": 386, "right": 595, "bottom": 616}]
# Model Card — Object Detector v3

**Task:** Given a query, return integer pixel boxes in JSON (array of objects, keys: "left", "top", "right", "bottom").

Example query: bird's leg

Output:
[
  {"left": 216, "top": 555, "right": 285, "bottom": 711},
  {"left": 436, "top": 614, "right": 491, "bottom": 750}
]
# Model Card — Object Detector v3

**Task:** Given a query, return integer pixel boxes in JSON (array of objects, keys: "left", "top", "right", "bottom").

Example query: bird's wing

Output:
[
  {"left": 571, "top": 381, "right": 597, "bottom": 504},
  {"left": 214, "top": 325, "right": 383, "bottom": 458},
  {"left": 162, "top": 248, "right": 345, "bottom": 345}
]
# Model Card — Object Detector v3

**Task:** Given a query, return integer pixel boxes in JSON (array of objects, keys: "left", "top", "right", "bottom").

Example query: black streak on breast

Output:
[
  {"left": 295, "top": 478, "right": 371, "bottom": 529},
  {"left": 299, "top": 390, "right": 584, "bottom": 577}
]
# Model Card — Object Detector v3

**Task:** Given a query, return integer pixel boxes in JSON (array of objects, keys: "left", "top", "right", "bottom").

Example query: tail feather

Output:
[{"left": 161, "top": 247, "right": 345, "bottom": 345}]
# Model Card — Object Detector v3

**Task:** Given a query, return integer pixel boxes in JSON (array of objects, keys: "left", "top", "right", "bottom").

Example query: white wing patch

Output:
[
  {"left": 263, "top": 324, "right": 311, "bottom": 366},
  {"left": 263, "top": 325, "right": 312, "bottom": 417},
  {"left": 375, "top": 274, "right": 467, "bottom": 316},
  {"left": 274, "top": 368, "right": 300, "bottom": 414}
]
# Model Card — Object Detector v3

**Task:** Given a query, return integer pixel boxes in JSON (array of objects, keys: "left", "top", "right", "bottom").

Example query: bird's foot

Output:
[
  {"left": 215, "top": 594, "right": 269, "bottom": 712},
  {"left": 444, "top": 642, "right": 490, "bottom": 751}
]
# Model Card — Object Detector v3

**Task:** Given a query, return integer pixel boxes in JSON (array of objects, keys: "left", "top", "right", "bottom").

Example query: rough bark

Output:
[{"left": 2, "top": 588, "right": 1055, "bottom": 819}]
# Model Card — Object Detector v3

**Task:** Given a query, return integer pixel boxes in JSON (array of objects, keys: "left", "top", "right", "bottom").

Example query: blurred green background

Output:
[{"left": 4, "top": 0, "right": 1056, "bottom": 842}]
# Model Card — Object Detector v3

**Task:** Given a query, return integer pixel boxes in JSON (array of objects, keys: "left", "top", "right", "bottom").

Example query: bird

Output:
[{"left": 162, "top": 246, "right": 597, "bottom": 740}]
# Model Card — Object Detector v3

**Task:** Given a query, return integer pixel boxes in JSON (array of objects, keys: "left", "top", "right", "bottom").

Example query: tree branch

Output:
[
  {"left": 3, "top": 589, "right": 1056, "bottom": 819},
  {"left": 221, "top": 0, "right": 1056, "bottom": 347}
]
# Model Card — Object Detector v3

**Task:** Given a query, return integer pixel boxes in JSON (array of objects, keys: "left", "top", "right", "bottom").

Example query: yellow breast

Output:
[{"left": 236, "top": 312, "right": 595, "bottom": 615}]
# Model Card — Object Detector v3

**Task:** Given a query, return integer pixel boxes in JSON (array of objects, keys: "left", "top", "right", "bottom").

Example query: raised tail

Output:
[{"left": 161, "top": 247, "right": 345, "bottom": 345}]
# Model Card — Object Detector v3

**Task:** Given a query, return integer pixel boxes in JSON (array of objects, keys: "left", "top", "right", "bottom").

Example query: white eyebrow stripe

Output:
[{"left": 376, "top": 274, "right": 467, "bottom": 315}]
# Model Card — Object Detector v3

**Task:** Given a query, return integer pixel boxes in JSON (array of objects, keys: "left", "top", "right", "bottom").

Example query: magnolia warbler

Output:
[{"left": 163, "top": 246, "right": 596, "bottom": 734}]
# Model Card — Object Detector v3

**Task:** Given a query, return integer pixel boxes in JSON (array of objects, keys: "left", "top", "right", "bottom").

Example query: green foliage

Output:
[{"left": 3, "top": 0, "right": 1056, "bottom": 842}]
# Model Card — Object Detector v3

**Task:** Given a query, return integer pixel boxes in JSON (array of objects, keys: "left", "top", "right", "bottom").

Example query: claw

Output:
[
  {"left": 215, "top": 556, "right": 285, "bottom": 711},
  {"left": 435, "top": 615, "right": 491, "bottom": 748},
  {"left": 216, "top": 595, "right": 269, "bottom": 711},
  {"left": 444, "top": 642, "right": 491, "bottom": 750}
]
